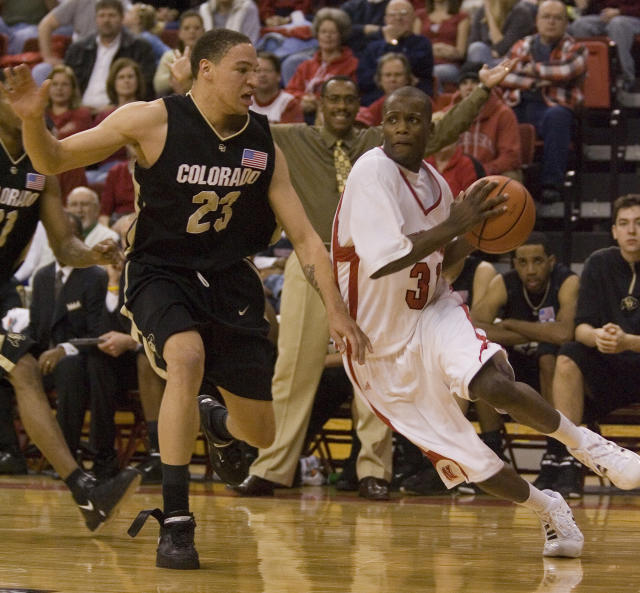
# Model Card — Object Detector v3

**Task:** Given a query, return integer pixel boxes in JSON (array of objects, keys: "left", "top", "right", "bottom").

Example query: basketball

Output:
[{"left": 464, "top": 175, "right": 536, "bottom": 254}]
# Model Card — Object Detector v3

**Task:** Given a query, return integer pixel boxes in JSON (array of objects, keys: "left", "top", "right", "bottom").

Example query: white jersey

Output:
[
  {"left": 332, "top": 146, "right": 454, "bottom": 357},
  {"left": 250, "top": 91, "right": 297, "bottom": 123}
]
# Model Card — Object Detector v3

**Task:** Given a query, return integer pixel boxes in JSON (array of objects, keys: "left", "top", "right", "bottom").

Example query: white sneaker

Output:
[
  {"left": 536, "top": 490, "right": 584, "bottom": 558},
  {"left": 536, "top": 558, "right": 583, "bottom": 593},
  {"left": 568, "top": 426, "right": 640, "bottom": 490}
]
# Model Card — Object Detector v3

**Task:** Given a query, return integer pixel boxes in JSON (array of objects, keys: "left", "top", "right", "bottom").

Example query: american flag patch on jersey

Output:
[
  {"left": 25, "top": 172, "right": 45, "bottom": 190},
  {"left": 241, "top": 148, "right": 268, "bottom": 170}
]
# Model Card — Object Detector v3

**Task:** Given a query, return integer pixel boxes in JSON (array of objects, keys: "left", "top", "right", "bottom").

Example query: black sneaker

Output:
[
  {"left": 400, "top": 465, "right": 448, "bottom": 495},
  {"left": 533, "top": 454, "right": 560, "bottom": 491},
  {"left": 128, "top": 508, "right": 199, "bottom": 570},
  {"left": 136, "top": 452, "right": 162, "bottom": 485},
  {"left": 555, "top": 456, "right": 584, "bottom": 499},
  {"left": 0, "top": 450, "right": 28, "bottom": 475},
  {"left": 73, "top": 467, "right": 142, "bottom": 531},
  {"left": 198, "top": 394, "right": 249, "bottom": 486}
]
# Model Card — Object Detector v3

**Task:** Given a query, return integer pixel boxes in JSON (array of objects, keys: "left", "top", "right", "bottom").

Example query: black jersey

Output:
[
  {"left": 129, "top": 94, "right": 277, "bottom": 272},
  {"left": 452, "top": 255, "right": 483, "bottom": 305},
  {"left": 502, "top": 264, "right": 575, "bottom": 323},
  {"left": 0, "top": 142, "right": 43, "bottom": 286}
]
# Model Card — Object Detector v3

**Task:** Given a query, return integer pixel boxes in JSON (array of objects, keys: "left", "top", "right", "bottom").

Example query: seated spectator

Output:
[
  {"left": 154, "top": 9, "right": 204, "bottom": 96},
  {"left": 450, "top": 61, "right": 522, "bottom": 179},
  {"left": 340, "top": 0, "right": 390, "bottom": 58},
  {"left": 45, "top": 65, "right": 93, "bottom": 202},
  {"left": 92, "top": 57, "right": 147, "bottom": 181},
  {"left": 33, "top": 0, "right": 98, "bottom": 86},
  {"left": 25, "top": 212, "right": 119, "bottom": 480},
  {"left": 425, "top": 110, "right": 484, "bottom": 196},
  {"left": 258, "top": 0, "right": 313, "bottom": 27},
  {"left": 285, "top": 8, "right": 358, "bottom": 124},
  {"left": 466, "top": 0, "right": 536, "bottom": 67},
  {"left": 123, "top": 2, "right": 170, "bottom": 65},
  {"left": 197, "top": 0, "right": 261, "bottom": 45},
  {"left": 356, "top": 52, "right": 412, "bottom": 126},
  {"left": 500, "top": 0, "right": 587, "bottom": 203},
  {"left": 0, "top": 0, "right": 50, "bottom": 55},
  {"left": 414, "top": 0, "right": 470, "bottom": 88},
  {"left": 66, "top": 186, "right": 121, "bottom": 246},
  {"left": 64, "top": 0, "right": 156, "bottom": 110},
  {"left": 550, "top": 194, "right": 640, "bottom": 498},
  {"left": 251, "top": 51, "right": 304, "bottom": 123},
  {"left": 100, "top": 146, "right": 136, "bottom": 227},
  {"left": 472, "top": 231, "right": 579, "bottom": 494},
  {"left": 356, "top": 0, "right": 433, "bottom": 105},
  {"left": 569, "top": 0, "right": 640, "bottom": 93}
]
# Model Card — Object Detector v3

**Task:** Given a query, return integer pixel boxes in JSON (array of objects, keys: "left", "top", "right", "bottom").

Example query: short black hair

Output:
[
  {"left": 612, "top": 194, "right": 640, "bottom": 224},
  {"left": 383, "top": 86, "right": 432, "bottom": 119},
  {"left": 191, "top": 29, "right": 251, "bottom": 79},
  {"left": 514, "top": 231, "right": 552, "bottom": 256},
  {"left": 320, "top": 75, "right": 358, "bottom": 97}
]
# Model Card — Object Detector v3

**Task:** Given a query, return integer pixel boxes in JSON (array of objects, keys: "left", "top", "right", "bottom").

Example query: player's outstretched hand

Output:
[
  {"left": 448, "top": 180, "right": 506, "bottom": 235},
  {"left": 1, "top": 64, "right": 49, "bottom": 120},
  {"left": 479, "top": 58, "right": 517, "bottom": 89},
  {"left": 328, "top": 307, "right": 372, "bottom": 365},
  {"left": 92, "top": 239, "right": 124, "bottom": 266}
]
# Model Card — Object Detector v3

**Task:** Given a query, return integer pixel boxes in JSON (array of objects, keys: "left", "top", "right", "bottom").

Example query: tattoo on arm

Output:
[{"left": 303, "top": 264, "right": 320, "bottom": 292}]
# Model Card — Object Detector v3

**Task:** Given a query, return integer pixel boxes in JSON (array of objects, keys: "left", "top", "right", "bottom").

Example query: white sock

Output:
[
  {"left": 519, "top": 482, "right": 554, "bottom": 513},
  {"left": 546, "top": 411, "right": 583, "bottom": 449}
]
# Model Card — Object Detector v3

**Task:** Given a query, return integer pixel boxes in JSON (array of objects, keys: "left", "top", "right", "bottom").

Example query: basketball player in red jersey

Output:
[{"left": 332, "top": 86, "right": 640, "bottom": 558}]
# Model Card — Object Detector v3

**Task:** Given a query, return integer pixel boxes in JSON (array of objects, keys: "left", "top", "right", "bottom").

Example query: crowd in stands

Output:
[{"left": 1, "top": 0, "right": 640, "bottom": 502}]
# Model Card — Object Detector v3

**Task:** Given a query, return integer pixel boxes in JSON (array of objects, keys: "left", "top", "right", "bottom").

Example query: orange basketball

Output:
[{"left": 464, "top": 175, "right": 536, "bottom": 254}]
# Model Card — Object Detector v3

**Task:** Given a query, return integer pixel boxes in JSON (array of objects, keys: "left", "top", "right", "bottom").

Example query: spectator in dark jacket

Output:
[
  {"left": 356, "top": 0, "right": 433, "bottom": 105},
  {"left": 64, "top": 0, "right": 156, "bottom": 110},
  {"left": 340, "top": 0, "right": 390, "bottom": 57}
]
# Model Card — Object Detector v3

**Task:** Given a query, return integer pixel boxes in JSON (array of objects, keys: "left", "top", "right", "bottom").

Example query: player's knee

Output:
[
  {"left": 470, "top": 359, "right": 516, "bottom": 409},
  {"left": 554, "top": 354, "right": 581, "bottom": 382},
  {"left": 164, "top": 338, "right": 205, "bottom": 379}
]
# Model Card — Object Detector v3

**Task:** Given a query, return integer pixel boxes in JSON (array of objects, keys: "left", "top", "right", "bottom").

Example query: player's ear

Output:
[{"left": 548, "top": 254, "right": 556, "bottom": 268}]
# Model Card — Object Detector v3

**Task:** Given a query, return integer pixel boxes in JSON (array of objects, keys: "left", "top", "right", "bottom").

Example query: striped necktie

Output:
[{"left": 333, "top": 140, "right": 352, "bottom": 194}]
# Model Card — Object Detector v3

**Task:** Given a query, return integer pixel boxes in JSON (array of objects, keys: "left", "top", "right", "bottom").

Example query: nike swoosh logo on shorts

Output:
[{"left": 239, "top": 305, "right": 249, "bottom": 316}]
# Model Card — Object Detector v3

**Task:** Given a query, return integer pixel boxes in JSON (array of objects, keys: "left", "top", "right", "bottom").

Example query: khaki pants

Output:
[{"left": 250, "top": 253, "right": 392, "bottom": 486}]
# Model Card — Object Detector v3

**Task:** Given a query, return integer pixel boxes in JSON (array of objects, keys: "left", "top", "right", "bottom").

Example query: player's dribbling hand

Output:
[
  {"left": 328, "top": 307, "right": 373, "bottom": 365},
  {"left": 449, "top": 180, "right": 507, "bottom": 235},
  {"left": 92, "top": 239, "right": 124, "bottom": 266},
  {"left": 0, "top": 64, "right": 49, "bottom": 120}
]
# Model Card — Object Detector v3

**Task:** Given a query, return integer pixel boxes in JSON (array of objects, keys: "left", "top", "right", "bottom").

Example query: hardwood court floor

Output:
[{"left": 1, "top": 475, "right": 639, "bottom": 593}]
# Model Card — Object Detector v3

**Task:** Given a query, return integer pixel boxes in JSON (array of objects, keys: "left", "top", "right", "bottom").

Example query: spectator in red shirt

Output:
[
  {"left": 251, "top": 52, "right": 304, "bottom": 122},
  {"left": 45, "top": 65, "right": 92, "bottom": 202},
  {"left": 450, "top": 62, "right": 522, "bottom": 179},
  {"left": 285, "top": 8, "right": 358, "bottom": 124},
  {"left": 414, "top": 0, "right": 470, "bottom": 88},
  {"left": 426, "top": 110, "right": 485, "bottom": 197},
  {"left": 99, "top": 148, "right": 136, "bottom": 227}
]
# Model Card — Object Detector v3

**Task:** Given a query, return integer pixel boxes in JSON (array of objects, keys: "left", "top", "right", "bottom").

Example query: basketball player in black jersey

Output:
[
  {"left": 0, "top": 84, "right": 141, "bottom": 532},
  {"left": 2, "top": 29, "right": 371, "bottom": 570}
]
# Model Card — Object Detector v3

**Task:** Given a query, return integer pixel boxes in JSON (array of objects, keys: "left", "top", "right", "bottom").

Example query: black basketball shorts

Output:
[
  {"left": 0, "top": 329, "right": 36, "bottom": 378},
  {"left": 559, "top": 341, "right": 640, "bottom": 422},
  {"left": 122, "top": 258, "right": 275, "bottom": 401}
]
